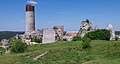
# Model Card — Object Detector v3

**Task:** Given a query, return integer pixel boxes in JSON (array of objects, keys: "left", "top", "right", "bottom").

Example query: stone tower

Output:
[{"left": 25, "top": 0, "right": 36, "bottom": 34}]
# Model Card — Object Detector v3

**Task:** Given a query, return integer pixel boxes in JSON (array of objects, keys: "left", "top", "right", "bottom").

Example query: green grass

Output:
[
  {"left": 0, "top": 40, "right": 120, "bottom": 64},
  {"left": 0, "top": 47, "right": 5, "bottom": 55}
]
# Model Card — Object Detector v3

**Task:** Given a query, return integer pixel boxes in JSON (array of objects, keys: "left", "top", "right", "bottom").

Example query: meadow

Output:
[{"left": 0, "top": 40, "right": 120, "bottom": 64}]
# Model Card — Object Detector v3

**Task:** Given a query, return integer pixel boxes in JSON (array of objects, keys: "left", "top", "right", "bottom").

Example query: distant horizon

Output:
[
  {"left": 0, "top": 0, "right": 120, "bottom": 31},
  {"left": 0, "top": 30, "right": 120, "bottom": 32}
]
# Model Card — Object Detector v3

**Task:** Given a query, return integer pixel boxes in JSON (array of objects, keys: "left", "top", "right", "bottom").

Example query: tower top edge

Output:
[{"left": 27, "top": 1, "right": 37, "bottom": 6}]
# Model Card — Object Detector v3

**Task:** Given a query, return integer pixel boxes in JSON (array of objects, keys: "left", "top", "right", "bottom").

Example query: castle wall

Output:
[{"left": 42, "top": 29, "right": 56, "bottom": 44}]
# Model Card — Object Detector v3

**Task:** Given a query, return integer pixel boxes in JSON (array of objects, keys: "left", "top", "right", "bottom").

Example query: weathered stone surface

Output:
[
  {"left": 106, "top": 24, "right": 113, "bottom": 30},
  {"left": 0, "top": 39, "right": 10, "bottom": 54},
  {"left": 42, "top": 29, "right": 56, "bottom": 44},
  {"left": 26, "top": 10, "right": 35, "bottom": 34},
  {"left": 80, "top": 21, "right": 92, "bottom": 30},
  {"left": 53, "top": 26, "right": 64, "bottom": 41},
  {"left": 106, "top": 24, "right": 115, "bottom": 40},
  {"left": 33, "top": 52, "right": 48, "bottom": 60},
  {"left": 26, "top": 0, "right": 36, "bottom": 34},
  {"left": 78, "top": 20, "right": 93, "bottom": 37},
  {"left": 16, "top": 29, "right": 43, "bottom": 45},
  {"left": 79, "top": 29, "right": 87, "bottom": 38},
  {"left": 1, "top": 39, "right": 9, "bottom": 46},
  {"left": 18, "top": 25, "right": 64, "bottom": 44},
  {"left": 94, "top": 25, "right": 99, "bottom": 30}
]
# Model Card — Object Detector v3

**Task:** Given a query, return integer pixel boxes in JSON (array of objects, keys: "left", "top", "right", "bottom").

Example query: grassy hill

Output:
[
  {"left": 0, "top": 31, "right": 24, "bottom": 41},
  {"left": 0, "top": 40, "right": 120, "bottom": 64}
]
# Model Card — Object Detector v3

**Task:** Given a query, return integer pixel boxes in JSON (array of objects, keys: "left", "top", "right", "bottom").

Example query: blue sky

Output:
[{"left": 0, "top": 0, "right": 120, "bottom": 31}]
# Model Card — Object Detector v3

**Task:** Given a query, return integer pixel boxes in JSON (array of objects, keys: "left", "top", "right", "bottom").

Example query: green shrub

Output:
[
  {"left": 31, "top": 38, "right": 42, "bottom": 43},
  {"left": 11, "top": 40, "right": 27, "bottom": 53},
  {"left": 84, "top": 29, "right": 110, "bottom": 40},
  {"left": 0, "top": 47, "right": 5, "bottom": 55},
  {"left": 63, "top": 38, "right": 67, "bottom": 41},
  {"left": 72, "top": 36, "right": 82, "bottom": 41},
  {"left": 82, "top": 37, "right": 91, "bottom": 49},
  {"left": 115, "top": 36, "right": 119, "bottom": 41}
]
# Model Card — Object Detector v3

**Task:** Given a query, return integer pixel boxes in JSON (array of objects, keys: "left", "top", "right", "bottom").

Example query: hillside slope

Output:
[
  {"left": 0, "top": 31, "right": 24, "bottom": 40},
  {"left": 0, "top": 40, "right": 120, "bottom": 64}
]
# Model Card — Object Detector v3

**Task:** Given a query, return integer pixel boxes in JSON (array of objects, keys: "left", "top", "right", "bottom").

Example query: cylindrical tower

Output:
[{"left": 25, "top": 0, "right": 35, "bottom": 34}]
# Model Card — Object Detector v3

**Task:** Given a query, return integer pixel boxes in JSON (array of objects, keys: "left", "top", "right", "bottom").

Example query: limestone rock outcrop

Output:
[
  {"left": 106, "top": 24, "right": 115, "bottom": 40},
  {"left": 94, "top": 25, "right": 99, "bottom": 30},
  {"left": 78, "top": 19, "right": 93, "bottom": 37}
]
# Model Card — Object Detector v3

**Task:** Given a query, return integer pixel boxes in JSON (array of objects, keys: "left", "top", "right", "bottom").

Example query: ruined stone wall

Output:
[
  {"left": 78, "top": 21, "right": 93, "bottom": 37},
  {"left": 53, "top": 26, "right": 64, "bottom": 40},
  {"left": 42, "top": 29, "right": 56, "bottom": 44}
]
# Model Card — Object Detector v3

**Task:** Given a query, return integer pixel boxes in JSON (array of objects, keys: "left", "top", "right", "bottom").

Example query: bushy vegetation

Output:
[
  {"left": 72, "top": 35, "right": 91, "bottom": 49},
  {"left": 115, "top": 36, "right": 119, "bottom": 41},
  {"left": 84, "top": 29, "right": 111, "bottom": 40},
  {"left": 0, "top": 47, "right": 5, "bottom": 55},
  {"left": 82, "top": 37, "right": 91, "bottom": 49},
  {"left": 63, "top": 38, "right": 67, "bottom": 41},
  {"left": 72, "top": 36, "right": 82, "bottom": 41},
  {"left": 31, "top": 38, "right": 42, "bottom": 43},
  {"left": 11, "top": 40, "right": 27, "bottom": 53},
  {"left": 82, "top": 19, "right": 90, "bottom": 23}
]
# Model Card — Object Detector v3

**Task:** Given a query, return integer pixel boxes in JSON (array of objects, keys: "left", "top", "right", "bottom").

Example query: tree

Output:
[
  {"left": 84, "top": 29, "right": 110, "bottom": 40},
  {"left": 72, "top": 36, "right": 82, "bottom": 41},
  {"left": 31, "top": 38, "right": 42, "bottom": 43},
  {"left": 82, "top": 37, "right": 91, "bottom": 49},
  {"left": 11, "top": 40, "right": 27, "bottom": 53},
  {"left": 86, "top": 19, "right": 90, "bottom": 23}
]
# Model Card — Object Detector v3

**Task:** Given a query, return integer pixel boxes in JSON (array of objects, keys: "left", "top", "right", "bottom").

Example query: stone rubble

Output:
[{"left": 33, "top": 51, "right": 48, "bottom": 61}]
